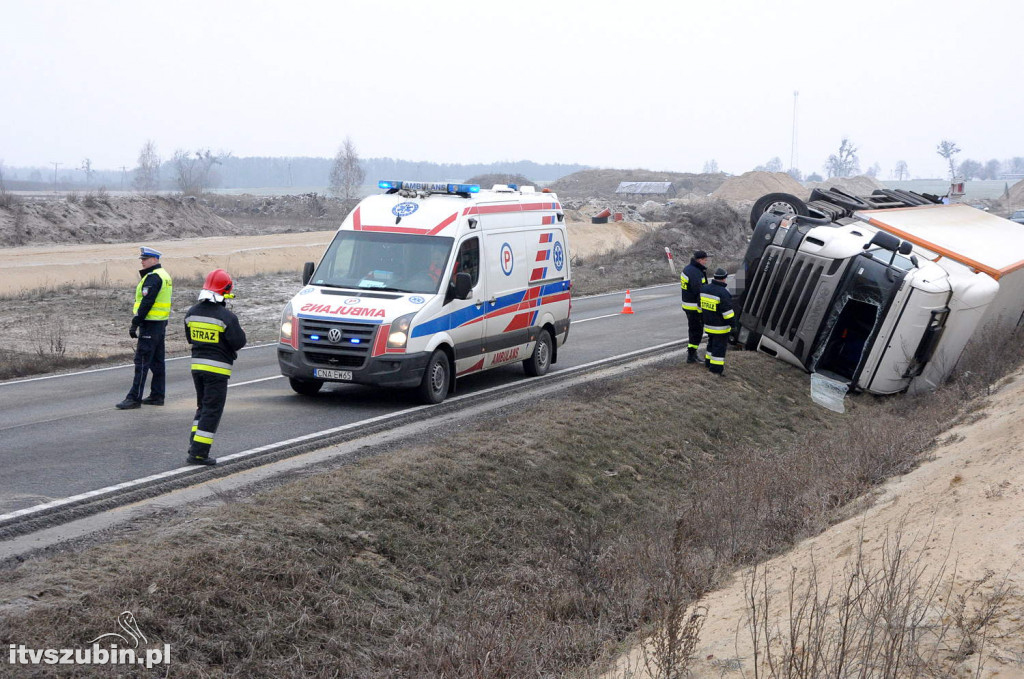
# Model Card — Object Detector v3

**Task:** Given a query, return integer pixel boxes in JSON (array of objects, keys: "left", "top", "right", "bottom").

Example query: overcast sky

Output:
[{"left": 2, "top": 0, "right": 1022, "bottom": 180}]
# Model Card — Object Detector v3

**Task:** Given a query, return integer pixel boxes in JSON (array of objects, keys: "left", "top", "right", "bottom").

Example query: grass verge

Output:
[{"left": 0, "top": 344, "right": 996, "bottom": 677}]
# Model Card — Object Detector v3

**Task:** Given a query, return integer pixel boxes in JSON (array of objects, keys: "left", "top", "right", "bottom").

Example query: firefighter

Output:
[
  {"left": 680, "top": 249, "right": 708, "bottom": 363},
  {"left": 184, "top": 269, "right": 247, "bottom": 465},
  {"left": 117, "top": 246, "right": 173, "bottom": 409},
  {"left": 700, "top": 268, "right": 735, "bottom": 376}
]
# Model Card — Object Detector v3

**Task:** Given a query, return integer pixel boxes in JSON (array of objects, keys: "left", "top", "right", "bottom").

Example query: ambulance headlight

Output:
[
  {"left": 279, "top": 302, "right": 298, "bottom": 349},
  {"left": 387, "top": 312, "right": 416, "bottom": 349}
]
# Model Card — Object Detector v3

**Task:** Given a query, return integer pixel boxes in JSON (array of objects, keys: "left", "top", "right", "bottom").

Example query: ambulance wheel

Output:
[
  {"left": 289, "top": 377, "right": 323, "bottom": 396},
  {"left": 749, "top": 192, "right": 808, "bottom": 230},
  {"left": 523, "top": 329, "right": 553, "bottom": 377},
  {"left": 418, "top": 350, "right": 450, "bottom": 404}
]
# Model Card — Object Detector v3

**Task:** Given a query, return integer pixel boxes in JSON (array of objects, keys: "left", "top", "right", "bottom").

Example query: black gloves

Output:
[{"left": 129, "top": 318, "right": 140, "bottom": 339}]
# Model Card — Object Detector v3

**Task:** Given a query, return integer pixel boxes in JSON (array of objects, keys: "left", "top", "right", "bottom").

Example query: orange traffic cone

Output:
[{"left": 621, "top": 290, "right": 635, "bottom": 314}]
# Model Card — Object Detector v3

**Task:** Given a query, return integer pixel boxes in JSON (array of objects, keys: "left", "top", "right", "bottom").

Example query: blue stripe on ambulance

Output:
[{"left": 411, "top": 280, "right": 570, "bottom": 339}]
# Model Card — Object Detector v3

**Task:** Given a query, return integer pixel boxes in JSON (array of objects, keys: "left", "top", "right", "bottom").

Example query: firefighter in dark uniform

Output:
[
  {"left": 117, "top": 246, "right": 173, "bottom": 409},
  {"left": 184, "top": 269, "right": 247, "bottom": 465},
  {"left": 680, "top": 249, "right": 708, "bottom": 363},
  {"left": 700, "top": 268, "right": 735, "bottom": 376}
]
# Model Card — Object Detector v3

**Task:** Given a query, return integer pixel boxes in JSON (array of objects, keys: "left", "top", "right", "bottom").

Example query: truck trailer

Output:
[{"left": 736, "top": 188, "right": 1024, "bottom": 394}]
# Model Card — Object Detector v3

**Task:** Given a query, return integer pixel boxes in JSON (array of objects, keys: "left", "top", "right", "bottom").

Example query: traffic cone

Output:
[{"left": 621, "top": 290, "right": 635, "bottom": 314}]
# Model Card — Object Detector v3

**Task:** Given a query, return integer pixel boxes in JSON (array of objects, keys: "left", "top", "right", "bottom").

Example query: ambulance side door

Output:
[
  {"left": 482, "top": 229, "right": 532, "bottom": 367},
  {"left": 445, "top": 235, "right": 487, "bottom": 374}
]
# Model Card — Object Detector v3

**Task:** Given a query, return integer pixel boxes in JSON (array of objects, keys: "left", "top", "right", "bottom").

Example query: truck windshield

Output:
[{"left": 311, "top": 231, "right": 455, "bottom": 294}]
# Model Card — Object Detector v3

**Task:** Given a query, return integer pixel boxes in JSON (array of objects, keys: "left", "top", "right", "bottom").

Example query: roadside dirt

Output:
[{"left": 604, "top": 373, "right": 1024, "bottom": 678}]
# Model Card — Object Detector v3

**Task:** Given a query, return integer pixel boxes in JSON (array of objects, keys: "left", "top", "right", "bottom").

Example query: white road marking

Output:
[
  {"left": 0, "top": 342, "right": 279, "bottom": 387},
  {"left": 229, "top": 375, "right": 283, "bottom": 388}
]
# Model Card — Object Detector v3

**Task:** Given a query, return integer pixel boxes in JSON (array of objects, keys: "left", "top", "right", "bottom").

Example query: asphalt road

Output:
[{"left": 0, "top": 284, "right": 684, "bottom": 515}]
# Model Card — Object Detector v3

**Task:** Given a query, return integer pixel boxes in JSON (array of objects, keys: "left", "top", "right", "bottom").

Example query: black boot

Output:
[
  {"left": 141, "top": 396, "right": 164, "bottom": 405},
  {"left": 186, "top": 454, "right": 217, "bottom": 466},
  {"left": 686, "top": 348, "right": 698, "bottom": 364},
  {"left": 116, "top": 398, "right": 141, "bottom": 410}
]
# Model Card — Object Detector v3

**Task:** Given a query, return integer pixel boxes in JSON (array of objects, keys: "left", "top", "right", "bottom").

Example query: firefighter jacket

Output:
[
  {"left": 680, "top": 258, "right": 707, "bottom": 311},
  {"left": 699, "top": 279, "right": 736, "bottom": 334},
  {"left": 184, "top": 300, "right": 247, "bottom": 377},
  {"left": 133, "top": 264, "right": 173, "bottom": 322}
]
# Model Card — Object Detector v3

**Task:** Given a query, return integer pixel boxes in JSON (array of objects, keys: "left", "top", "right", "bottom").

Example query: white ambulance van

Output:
[{"left": 277, "top": 181, "right": 572, "bottom": 403}]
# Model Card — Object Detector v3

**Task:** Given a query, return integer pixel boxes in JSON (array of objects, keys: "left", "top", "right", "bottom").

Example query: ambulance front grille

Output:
[{"left": 298, "top": 318, "right": 378, "bottom": 369}]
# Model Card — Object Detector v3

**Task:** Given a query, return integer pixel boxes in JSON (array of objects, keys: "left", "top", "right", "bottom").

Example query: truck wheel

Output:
[
  {"left": 523, "top": 329, "right": 553, "bottom": 377},
  {"left": 749, "top": 193, "right": 808, "bottom": 230},
  {"left": 289, "top": 377, "right": 323, "bottom": 396},
  {"left": 417, "top": 350, "right": 450, "bottom": 404}
]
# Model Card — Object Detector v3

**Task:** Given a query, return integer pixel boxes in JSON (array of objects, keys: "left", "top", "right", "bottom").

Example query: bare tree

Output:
[
  {"left": 0, "top": 161, "right": 13, "bottom": 208},
  {"left": 983, "top": 159, "right": 1001, "bottom": 180},
  {"left": 786, "top": 167, "right": 803, "bottom": 181},
  {"left": 936, "top": 140, "right": 961, "bottom": 179},
  {"left": 133, "top": 140, "right": 161, "bottom": 193},
  {"left": 755, "top": 157, "right": 783, "bottom": 173},
  {"left": 825, "top": 137, "right": 860, "bottom": 178},
  {"left": 702, "top": 159, "right": 719, "bottom": 174},
  {"left": 865, "top": 162, "right": 882, "bottom": 178},
  {"left": 958, "top": 159, "right": 983, "bottom": 180},
  {"left": 172, "top": 149, "right": 227, "bottom": 196},
  {"left": 329, "top": 137, "right": 366, "bottom": 205},
  {"left": 894, "top": 160, "right": 909, "bottom": 181}
]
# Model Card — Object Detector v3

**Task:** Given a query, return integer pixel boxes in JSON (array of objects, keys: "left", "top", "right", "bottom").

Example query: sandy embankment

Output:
[{"left": 0, "top": 222, "right": 649, "bottom": 295}]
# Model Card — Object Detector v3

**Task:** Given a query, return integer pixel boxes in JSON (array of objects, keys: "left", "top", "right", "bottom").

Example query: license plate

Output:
[{"left": 314, "top": 369, "right": 353, "bottom": 381}]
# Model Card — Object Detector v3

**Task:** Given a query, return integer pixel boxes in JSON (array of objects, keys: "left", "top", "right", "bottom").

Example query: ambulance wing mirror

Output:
[
  {"left": 897, "top": 241, "right": 913, "bottom": 256},
  {"left": 302, "top": 261, "right": 315, "bottom": 286},
  {"left": 453, "top": 272, "right": 473, "bottom": 300}
]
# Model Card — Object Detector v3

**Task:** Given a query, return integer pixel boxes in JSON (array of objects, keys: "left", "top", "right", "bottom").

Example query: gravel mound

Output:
[{"left": 710, "top": 171, "right": 808, "bottom": 203}]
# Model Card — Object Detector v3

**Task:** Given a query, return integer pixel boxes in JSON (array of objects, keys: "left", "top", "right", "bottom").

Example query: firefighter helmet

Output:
[{"left": 202, "top": 269, "right": 234, "bottom": 298}]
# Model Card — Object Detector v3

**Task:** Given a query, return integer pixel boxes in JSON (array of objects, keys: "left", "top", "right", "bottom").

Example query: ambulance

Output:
[{"left": 277, "top": 181, "right": 572, "bottom": 403}]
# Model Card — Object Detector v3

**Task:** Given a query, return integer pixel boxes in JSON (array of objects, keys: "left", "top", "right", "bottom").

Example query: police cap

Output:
[{"left": 139, "top": 246, "right": 162, "bottom": 259}]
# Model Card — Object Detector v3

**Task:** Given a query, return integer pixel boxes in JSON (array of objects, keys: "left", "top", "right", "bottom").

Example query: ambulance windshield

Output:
[{"left": 312, "top": 231, "right": 455, "bottom": 294}]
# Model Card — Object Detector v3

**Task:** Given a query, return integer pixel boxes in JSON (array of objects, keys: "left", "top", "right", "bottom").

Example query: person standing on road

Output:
[
  {"left": 680, "top": 249, "right": 708, "bottom": 363},
  {"left": 700, "top": 268, "right": 736, "bottom": 376},
  {"left": 117, "top": 247, "right": 173, "bottom": 409},
  {"left": 184, "top": 269, "right": 246, "bottom": 466}
]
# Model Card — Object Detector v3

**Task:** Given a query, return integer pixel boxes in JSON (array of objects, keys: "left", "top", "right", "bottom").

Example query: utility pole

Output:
[
  {"left": 120, "top": 166, "right": 128, "bottom": 190},
  {"left": 50, "top": 162, "right": 62, "bottom": 194},
  {"left": 790, "top": 91, "right": 799, "bottom": 172}
]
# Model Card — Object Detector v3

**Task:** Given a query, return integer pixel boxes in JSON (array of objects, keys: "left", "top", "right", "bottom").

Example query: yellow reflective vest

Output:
[{"left": 133, "top": 267, "right": 173, "bottom": 321}]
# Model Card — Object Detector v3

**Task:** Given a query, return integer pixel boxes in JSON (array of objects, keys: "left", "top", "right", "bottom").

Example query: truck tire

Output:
[
  {"left": 289, "top": 377, "right": 323, "bottom": 396},
  {"left": 749, "top": 193, "right": 808, "bottom": 230},
  {"left": 417, "top": 349, "right": 450, "bottom": 404},
  {"left": 523, "top": 329, "right": 553, "bottom": 377}
]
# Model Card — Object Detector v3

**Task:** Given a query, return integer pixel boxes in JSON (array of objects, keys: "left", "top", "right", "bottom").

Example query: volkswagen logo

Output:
[{"left": 328, "top": 328, "right": 343, "bottom": 343}]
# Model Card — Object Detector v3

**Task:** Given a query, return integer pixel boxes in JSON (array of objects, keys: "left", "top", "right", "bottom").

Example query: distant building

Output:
[{"left": 615, "top": 181, "right": 676, "bottom": 198}]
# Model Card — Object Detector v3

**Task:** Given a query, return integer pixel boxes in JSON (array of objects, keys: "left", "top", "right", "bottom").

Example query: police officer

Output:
[
  {"left": 680, "top": 249, "right": 708, "bottom": 363},
  {"left": 184, "top": 269, "right": 247, "bottom": 465},
  {"left": 117, "top": 246, "right": 173, "bottom": 409},
  {"left": 700, "top": 268, "right": 735, "bottom": 376}
]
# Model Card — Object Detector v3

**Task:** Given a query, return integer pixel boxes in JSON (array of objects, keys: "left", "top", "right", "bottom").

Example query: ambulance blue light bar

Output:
[{"left": 378, "top": 180, "right": 480, "bottom": 194}]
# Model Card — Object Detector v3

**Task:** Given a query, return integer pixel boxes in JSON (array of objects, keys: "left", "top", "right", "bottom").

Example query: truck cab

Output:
[
  {"left": 738, "top": 188, "right": 1024, "bottom": 394},
  {"left": 277, "top": 181, "right": 572, "bottom": 403}
]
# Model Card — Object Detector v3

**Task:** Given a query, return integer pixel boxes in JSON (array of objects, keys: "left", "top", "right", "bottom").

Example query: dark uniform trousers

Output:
[
  {"left": 189, "top": 371, "right": 230, "bottom": 458},
  {"left": 127, "top": 320, "right": 167, "bottom": 401},
  {"left": 705, "top": 334, "right": 729, "bottom": 375},
  {"left": 684, "top": 308, "right": 704, "bottom": 353}
]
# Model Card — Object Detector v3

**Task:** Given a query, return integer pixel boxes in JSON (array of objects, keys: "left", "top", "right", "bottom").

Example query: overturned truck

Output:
[{"left": 735, "top": 188, "right": 1024, "bottom": 394}]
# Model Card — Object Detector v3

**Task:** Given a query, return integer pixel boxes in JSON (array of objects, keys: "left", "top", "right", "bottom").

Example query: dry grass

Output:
[{"left": 1, "top": 335, "right": 1007, "bottom": 677}]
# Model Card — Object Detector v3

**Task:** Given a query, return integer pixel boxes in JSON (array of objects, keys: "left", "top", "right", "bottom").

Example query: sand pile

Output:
[
  {"left": 549, "top": 169, "right": 726, "bottom": 201},
  {"left": 710, "top": 171, "right": 808, "bottom": 203},
  {"left": 0, "top": 195, "right": 242, "bottom": 247}
]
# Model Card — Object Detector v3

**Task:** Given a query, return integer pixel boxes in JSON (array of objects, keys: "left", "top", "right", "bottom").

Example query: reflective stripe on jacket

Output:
[
  {"left": 134, "top": 266, "right": 173, "bottom": 321},
  {"left": 699, "top": 279, "right": 735, "bottom": 334},
  {"left": 185, "top": 299, "right": 247, "bottom": 375},
  {"left": 680, "top": 259, "right": 707, "bottom": 311}
]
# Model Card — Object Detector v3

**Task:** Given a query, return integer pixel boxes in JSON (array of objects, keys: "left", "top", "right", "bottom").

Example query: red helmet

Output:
[{"left": 203, "top": 269, "right": 233, "bottom": 296}]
